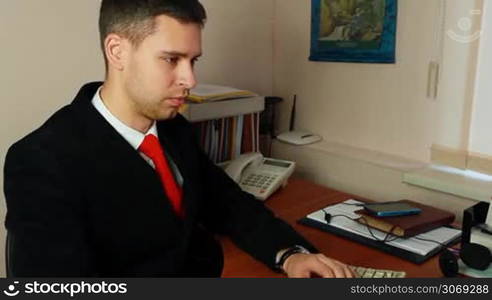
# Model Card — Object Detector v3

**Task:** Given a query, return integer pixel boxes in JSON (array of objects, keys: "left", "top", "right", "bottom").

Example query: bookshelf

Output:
[{"left": 181, "top": 96, "right": 265, "bottom": 163}]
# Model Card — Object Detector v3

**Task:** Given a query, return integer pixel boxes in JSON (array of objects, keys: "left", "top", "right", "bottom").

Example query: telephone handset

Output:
[{"left": 222, "top": 152, "right": 295, "bottom": 201}]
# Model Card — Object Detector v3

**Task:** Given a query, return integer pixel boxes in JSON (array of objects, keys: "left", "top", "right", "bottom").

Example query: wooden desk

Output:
[{"left": 220, "top": 178, "right": 444, "bottom": 277}]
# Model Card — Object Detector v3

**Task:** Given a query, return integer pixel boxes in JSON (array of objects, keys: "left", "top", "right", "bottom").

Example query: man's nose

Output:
[{"left": 177, "top": 63, "right": 197, "bottom": 90}]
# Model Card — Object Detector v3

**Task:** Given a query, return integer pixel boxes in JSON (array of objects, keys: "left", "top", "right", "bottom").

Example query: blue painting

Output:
[{"left": 310, "top": 0, "right": 397, "bottom": 63}]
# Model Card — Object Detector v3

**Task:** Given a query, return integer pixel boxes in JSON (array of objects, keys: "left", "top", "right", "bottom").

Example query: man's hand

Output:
[{"left": 282, "top": 253, "right": 356, "bottom": 278}]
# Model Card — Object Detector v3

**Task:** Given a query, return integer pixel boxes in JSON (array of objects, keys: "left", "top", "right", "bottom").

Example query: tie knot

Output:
[{"left": 139, "top": 134, "right": 163, "bottom": 158}]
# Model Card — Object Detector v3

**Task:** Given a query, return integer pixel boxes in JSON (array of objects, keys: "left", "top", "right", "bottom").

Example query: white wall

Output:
[
  {"left": 0, "top": 0, "right": 274, "bottom": 277},
  {"left": 0, "top": 0, "right": 104, "bottom": 278},
  {"left": 273, "top": 0, "right": 483, "bottom": 164},
  {"left": 470, "top": 0, "right": 492, "bottom": 155},
  {"left": 198, "top": 0, "right": 274, "bottom": 96},
  {"left": 273, "top": 0, "right": 440, "bottom": 163}
]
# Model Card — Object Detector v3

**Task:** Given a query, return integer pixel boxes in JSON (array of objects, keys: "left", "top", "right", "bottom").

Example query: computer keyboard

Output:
[{"left": 350, "top": 266, "right": 406, "bottom": 278}]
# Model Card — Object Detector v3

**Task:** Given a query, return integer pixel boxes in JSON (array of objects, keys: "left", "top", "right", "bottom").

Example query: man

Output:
[{"left": 4, "top": 0, "right": 354, "bottom": 278}]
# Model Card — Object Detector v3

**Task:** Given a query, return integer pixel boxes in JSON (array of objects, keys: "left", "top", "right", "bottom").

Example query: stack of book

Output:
[
  {"left": 181, "top": 95, "right": 264, "bottom": 123},
  {"left": 187, "top": 84, "right": 257, "bottom": 103},
  {"left": 354, "top": 200, "right": 455, "bottom": 237}
]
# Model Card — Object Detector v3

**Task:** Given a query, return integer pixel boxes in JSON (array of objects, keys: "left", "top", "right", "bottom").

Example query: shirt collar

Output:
[{"left": 91, "top": 86, "right": 158, "bottom": 150}]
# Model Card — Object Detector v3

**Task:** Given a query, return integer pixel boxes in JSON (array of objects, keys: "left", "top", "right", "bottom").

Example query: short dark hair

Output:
[{"left": 99, "top": 0, "right": 206, "bottom": 64}]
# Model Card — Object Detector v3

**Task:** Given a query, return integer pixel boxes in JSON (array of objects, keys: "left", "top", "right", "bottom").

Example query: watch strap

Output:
[{"left": 275, "top": 245, "right": 310, "bottom": 273}]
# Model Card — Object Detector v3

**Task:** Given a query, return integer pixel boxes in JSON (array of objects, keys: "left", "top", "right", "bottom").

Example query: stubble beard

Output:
[
  {"left": 133, "top": 96, "right": 178, "bottom": 122},
  {"left": 126, "top": 80, "right": 177, "bottom": 122}
]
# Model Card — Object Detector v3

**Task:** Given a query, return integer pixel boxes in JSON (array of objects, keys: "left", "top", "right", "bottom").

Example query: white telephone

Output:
[{"left": 221, "top": 152, "right": 295, "bottom": 201}]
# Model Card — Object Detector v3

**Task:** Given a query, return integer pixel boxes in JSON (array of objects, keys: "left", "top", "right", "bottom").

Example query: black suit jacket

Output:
[{"left": 4, "top": 82, "right": 315, "bottom": 277}]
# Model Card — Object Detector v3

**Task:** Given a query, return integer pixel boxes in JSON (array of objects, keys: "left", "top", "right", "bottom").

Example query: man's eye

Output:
[
  {"left": 164, "top": 57, "right": 178, "bottom": 64},
  {"left": 191, "top": 58, "right": 199, "bottom": 66}
]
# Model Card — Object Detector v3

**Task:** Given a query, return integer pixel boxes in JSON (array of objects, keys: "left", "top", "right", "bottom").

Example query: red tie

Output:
[{"left": 139, "top": 134, "right": 184, "bottom": 217}]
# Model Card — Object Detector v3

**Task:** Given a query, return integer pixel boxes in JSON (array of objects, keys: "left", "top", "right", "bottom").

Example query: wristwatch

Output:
[{"left": 275, "top": 245, "right": 310, "bottom": 273}]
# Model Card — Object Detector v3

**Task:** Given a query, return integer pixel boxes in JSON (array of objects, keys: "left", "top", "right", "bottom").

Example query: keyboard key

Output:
[
  {"left": 384, "top": 271, "right": 394, "bottom": 278},
  {"left": 392, "top": 272, "right": 406, "bottom": 278},
  {"left": 350, "top": 265, "right": 406, "bottom": 278},
  {"left": 362, "top": 268, "right": 375, "bottom": 278}
]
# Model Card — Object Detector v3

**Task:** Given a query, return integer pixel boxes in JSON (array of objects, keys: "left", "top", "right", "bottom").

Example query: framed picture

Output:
[{"left": 309, "top": 0, "right": 398, "bottom": 63}]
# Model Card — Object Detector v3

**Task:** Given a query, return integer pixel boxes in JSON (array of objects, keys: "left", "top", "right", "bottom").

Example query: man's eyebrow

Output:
[{"left": 159, "top": 51, "right": 202, "bottom": 58}]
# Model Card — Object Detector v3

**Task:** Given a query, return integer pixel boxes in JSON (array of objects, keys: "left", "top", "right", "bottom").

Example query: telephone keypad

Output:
[
  {"left": 241, "top": 173, "right": 276, "bottom": 189},
  {"left": 226, "top": 156, "right": 295, "bottom": 201}
]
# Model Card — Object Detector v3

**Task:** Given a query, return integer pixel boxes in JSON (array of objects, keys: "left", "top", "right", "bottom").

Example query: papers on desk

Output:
[{"left": 306, "top": 199, "right": 461, "bottom": 256}]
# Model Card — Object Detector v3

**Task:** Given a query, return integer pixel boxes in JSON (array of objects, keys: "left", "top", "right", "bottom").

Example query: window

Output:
[{"left": 431, "top": 0, "right": 492, "bottom": 175}]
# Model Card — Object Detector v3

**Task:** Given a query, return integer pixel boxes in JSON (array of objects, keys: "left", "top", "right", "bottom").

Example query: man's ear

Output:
[{"left": 104, "top": 33, "right": 127, "bottom": 71}]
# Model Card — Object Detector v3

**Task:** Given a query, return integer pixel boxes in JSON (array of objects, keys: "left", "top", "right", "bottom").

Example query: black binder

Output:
[{"left": 298, "top": 217, "right": 461, "bottom": 264}]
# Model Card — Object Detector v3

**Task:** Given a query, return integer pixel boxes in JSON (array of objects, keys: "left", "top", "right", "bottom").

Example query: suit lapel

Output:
[{"left": 70, "top": 82, "right": 184, "bottom": 226}]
